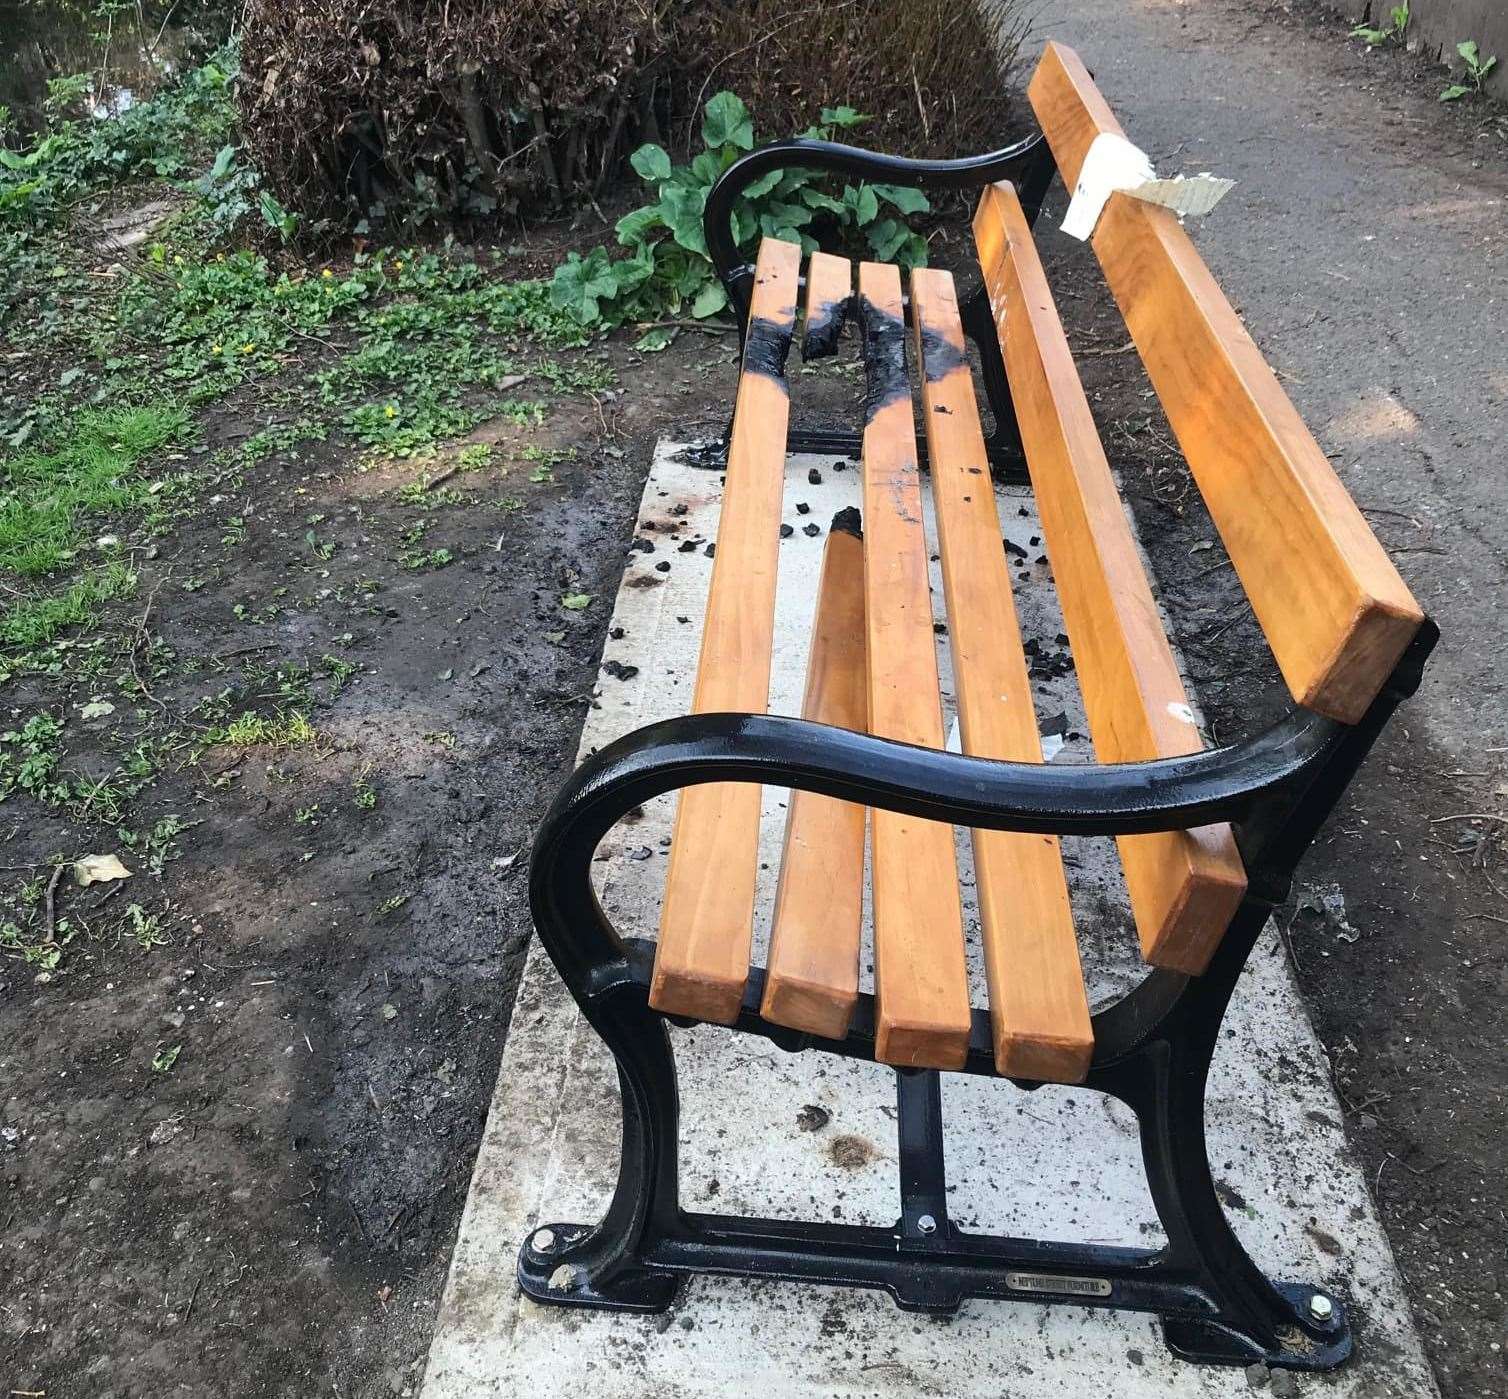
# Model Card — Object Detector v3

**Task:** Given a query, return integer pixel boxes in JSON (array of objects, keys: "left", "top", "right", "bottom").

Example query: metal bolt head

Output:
[
  {"left": 533, "top": 1227, "right": 557, "bottom": 1254},
  {"left": 1308, "top": 1293, "right": 1334, "bottom": 1323},
  {"left": 916, "top": 1213, "right": 938, "bottom": 1236}
]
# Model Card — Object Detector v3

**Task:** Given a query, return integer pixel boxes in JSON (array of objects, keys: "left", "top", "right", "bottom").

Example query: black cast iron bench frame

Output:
[{"left": 513, "top": 127, "right": 1438, "bottom": 1373}]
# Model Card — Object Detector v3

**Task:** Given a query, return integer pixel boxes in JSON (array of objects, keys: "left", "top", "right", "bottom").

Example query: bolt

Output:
[
  {"left": 1308, "top": 1293, "right": 1334, "bottom": 1323},
  {"left": 916, "top": 1214, "right": 937, "bottom": 1236},
  {"left": 533, "top": 1227, "right": 556, "bottom": 1254}
]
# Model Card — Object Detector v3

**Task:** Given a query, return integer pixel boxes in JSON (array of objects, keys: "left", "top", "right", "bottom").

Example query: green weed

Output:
[
  {"left": 203, "top": 710, "right": 318, "bottom": 748},
  {"left": 1441, "top": 39, "right": 1498, "bottom": 99}
]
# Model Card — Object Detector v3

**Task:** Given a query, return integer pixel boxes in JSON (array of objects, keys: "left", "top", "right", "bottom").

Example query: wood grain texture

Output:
[
  {"left": 650, "top": 237, "right": 801, "bottom": 1023},
  {"left": 974, "top": 182, "right": 1247, "bottom": 975},
  {"left": 911, "top": 266, "right": 1093, "bottom": 1080},
  {"left": 858, "top": 261, "right": 971, "bottom": 1070},
  {"left": 1028, "top": 41, "right": 1423, "bottom": 724},
  {"left": 760, "top": 521, "right": 868, "bottom": 1039}
]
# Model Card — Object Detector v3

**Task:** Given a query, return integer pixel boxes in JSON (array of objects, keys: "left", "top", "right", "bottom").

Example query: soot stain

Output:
[
  {"left": 917, "top": 323, "right": 969, "bottom": 383},
  {"left": 857, "top": 295, "right": 910, "bottom": 425},
  {"left": 801, "top": 292, "right": 852, "bottom": 361},
  {"left": 742, "top": 311, "right": 795, "bottom": 387}
]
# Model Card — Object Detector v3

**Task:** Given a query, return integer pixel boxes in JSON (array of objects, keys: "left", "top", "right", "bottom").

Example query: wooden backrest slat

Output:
[
  {"left": 1028, "top": 41, "right": 1424, "bottom": 723},
  {"left": 911, "top": 266, "right": 1092, "bottom": 1081},
  {"left": 858, "top": 261, "right": 971, "bottom": 1070},
  {"left": 649, "top": 237, "right": 801, "bottom": 1025},
  {"left": 974, "top": 182, "right": 1247, "bottom": 975},
  {"left": 761, "top": 520, "right": 868, "bottom": 1040}
]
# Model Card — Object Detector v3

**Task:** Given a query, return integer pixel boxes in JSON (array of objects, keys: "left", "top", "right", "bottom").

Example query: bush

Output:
[{"left": 237, "top": 0, "right": 1026, "bottom": 231}]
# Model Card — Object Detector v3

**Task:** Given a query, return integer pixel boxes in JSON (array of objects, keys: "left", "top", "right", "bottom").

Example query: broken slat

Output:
[
  {"left": 974, "top": 180, "right": 1247, "bottom": 975},
  {"left": 911, "top": 265, "right": 1093, "bottom": 1081},
  {"left": 1028, "top": 41, "right": 1423, "bottom": 724},
  {"left": 761, "top": 512, "right": 868, "bottom": 1039},
  {"left": 649, "top": 237, "right": 801, "bottom": 1024},
  {"left": 858, "top": 261, "right": 971, "bottom": 1071}
]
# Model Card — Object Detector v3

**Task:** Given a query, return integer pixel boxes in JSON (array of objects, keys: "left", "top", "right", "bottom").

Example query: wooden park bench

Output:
[{"left": 516, "top": 42, "right": 1436, "bottom": 1372}]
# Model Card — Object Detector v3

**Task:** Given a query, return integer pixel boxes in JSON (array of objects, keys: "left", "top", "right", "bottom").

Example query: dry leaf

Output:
[{"left": 74, "top": 853, "right": 133, "bottom": 886}]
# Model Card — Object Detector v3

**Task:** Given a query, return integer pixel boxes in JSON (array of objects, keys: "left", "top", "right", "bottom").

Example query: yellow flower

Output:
[
  {"left": 322, "top": 268, "right": 333, "bottom": 279},
  {"left": 172, "top": 255, "right": 183, "bottom": 266},
  {"left": 210, "top": 343, "right": 223, "bottom": 354},
  {"left": 216, "top": 252, "right": 225, "bottom": 262},
  {"left": 394, "top": 259, "right": 404, "bottom": 271},
  {"left": 383, "top": 404, "right": 398, "bottom": 419},
  {"left": 240, "top": 341, "right": 256, "bottom": 354}
]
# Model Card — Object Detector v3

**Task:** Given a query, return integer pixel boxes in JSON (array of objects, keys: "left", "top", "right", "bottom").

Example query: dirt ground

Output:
[{"left": 3, "top": 3, "right": 1505, "bottom": 1398}]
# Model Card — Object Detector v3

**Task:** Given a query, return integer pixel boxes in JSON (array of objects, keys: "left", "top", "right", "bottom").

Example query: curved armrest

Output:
[
  {"left": 540, "top": 705, "right": 1344, "bottom": 866},
  {"left": 703, "top": 132, "right": 1056, "bottom": 328}
]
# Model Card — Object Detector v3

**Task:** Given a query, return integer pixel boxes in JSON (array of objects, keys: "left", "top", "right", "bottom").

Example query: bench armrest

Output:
[
  {"left": 539, "top": 706, "right": 1344, "bottom": 871},
  {"left": 703, "top": 132, "right": 1056, "bottom": 330}
]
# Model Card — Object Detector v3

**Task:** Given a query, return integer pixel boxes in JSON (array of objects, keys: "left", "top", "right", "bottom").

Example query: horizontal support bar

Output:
[{"left": 644, "top": 1210, "right": 1204, "bottom": 1317}]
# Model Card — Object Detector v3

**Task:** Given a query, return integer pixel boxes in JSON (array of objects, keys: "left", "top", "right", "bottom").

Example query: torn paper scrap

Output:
[{"left": 1061, "top": 131, "right": 1235, "bottom": 241}]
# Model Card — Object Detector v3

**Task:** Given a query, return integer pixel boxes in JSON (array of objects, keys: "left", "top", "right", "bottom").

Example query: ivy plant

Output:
[{"left": 549, "top": 93, "right": 931, "bottom": 335}]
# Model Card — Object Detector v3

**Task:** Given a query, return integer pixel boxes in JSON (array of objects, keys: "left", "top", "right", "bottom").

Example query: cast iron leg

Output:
[
  {"left": 1107, "top": 920, "right": 1352, "bottom": 1368},
  {"left": 517, "top": 984, "right": 684, "bottom": 1312}
]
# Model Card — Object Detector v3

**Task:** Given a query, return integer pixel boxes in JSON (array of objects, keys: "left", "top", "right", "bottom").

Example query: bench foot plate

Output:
[
  {"left": 1162, "top": 1282, "right": 1352, "bottom": 1371},
  {"left": 517, "top": 1223, "right": 682, "bottom": 1314}
]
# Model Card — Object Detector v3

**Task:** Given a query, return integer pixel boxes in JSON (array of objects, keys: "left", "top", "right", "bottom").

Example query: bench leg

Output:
[
  {"left": 1105, "top": 910, "right": 1353, "bottom": 1368},
  {"left": 516, "top": 983, "right": 685, "bottom": 1313}
]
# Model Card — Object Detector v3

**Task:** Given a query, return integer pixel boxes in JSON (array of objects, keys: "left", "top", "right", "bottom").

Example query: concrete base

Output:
[{"left": 422, "top": 443, "right": 1436, "bottom": 1398}]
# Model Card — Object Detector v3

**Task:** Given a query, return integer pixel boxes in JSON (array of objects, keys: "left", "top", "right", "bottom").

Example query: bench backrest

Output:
[{"left": 1024, "top": 42, "right": 1423, "bottom": 725}]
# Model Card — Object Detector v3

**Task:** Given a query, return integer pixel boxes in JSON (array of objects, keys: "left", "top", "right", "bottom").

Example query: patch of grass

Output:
[
  {"left": 0, "top": 562, "right": 137, "bottom": 648},
  {"left": 203, "top": 710, "right": 318, "bottom": 748},
  {"left": 0, "top": 405, "right": 190, "bottom": 577}
]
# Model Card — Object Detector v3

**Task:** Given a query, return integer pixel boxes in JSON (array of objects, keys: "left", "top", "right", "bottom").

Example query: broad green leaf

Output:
[
  {"left": 799, "top": 187, "right": 846, "bottom": 215},
  {"left": 741, "top": 167, "right": 784, "bottom": 199},
  {"left": 691, "top": 281, "right": 728, "bottom": 318},
  {"left": 1439, "top": 83, "right": 1469, "bottom": 100},
  {"left": 661, "top": 183, "right": 709, "bottom": 256},
  {"left": 866, "top": 217, "right": 911, "bottom": 262},
  {"left": 1457, "top": 39, "right": 1479, "bottom": 63},
  {"left": 630, "top": 143, "right": 672, "bottom": 183},
  {"left": 702, "top": 92, "right": 754, "bottom": 152},
  {"left": 691, "top": 149, "right": 724, "bottom": 187},
  {"left": 634, "top": 328, "right": 674, "bottom": 352},
  {"left": 844, "top": 184, "right": 879, "bottom": 225},
  {"left": 820, "top": 105, "right": 869, "bottom": 129},
  {"left": 615, "top": 204, "right": 663, "bottom": 248},
  {"left": 871, "top": 183, "right": 930, "bottom": 215},
  {"left": 560, "top": 593, "right": 593, "bottom": 610},
  {"left": 731, "top": 202, "right": 758, "bottom": 246}
]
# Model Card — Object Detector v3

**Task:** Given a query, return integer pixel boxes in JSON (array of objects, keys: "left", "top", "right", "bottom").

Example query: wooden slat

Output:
[
  {"left": 911, "top": 267, "right": 1093, "bottom": 1081},
  {"left": 801, "top": 250, "right": 852, "bottom": 360},
  {"left": 858, "top": 261, "right": 971, "bottom": 1070},
  {"left": 761, "top": 516, "right": 868, "bottom": 1039},
  {"left": 1028, "top": 41, "right": 1423, "bottom": 724},
  {"left": 974, "top": 182, "right": 1247, "bottom": 975},
  {"left": 650, "top": 237, "right": 801, "bottom": 1024}
]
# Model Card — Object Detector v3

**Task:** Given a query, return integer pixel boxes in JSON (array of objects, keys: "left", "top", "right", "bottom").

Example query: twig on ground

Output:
[
  {"left": 42, "top": 863, "right": 65, "bottom": 945},
  {"left": 423, "top": 464, "right": 461, "bottom": 491}
]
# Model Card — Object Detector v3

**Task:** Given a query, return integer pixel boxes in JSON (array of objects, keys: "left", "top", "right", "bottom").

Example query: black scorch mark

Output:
[
  {"left": 742, "top": 311, "right": 796, "bottom": 387},
  {"left": 801, "top": 292, "right": 852, "bottom": 361},
  {"left": 917, "top": 322, "right": 969, "bottom": 383},
  {"left": 857, "top": 295, "right": 910, "bottom": 425}
]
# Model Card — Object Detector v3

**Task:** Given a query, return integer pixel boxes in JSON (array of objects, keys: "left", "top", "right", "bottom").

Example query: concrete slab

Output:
[{"left": 423, "top": 442, "right": 1436, "bottom": 1398}]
